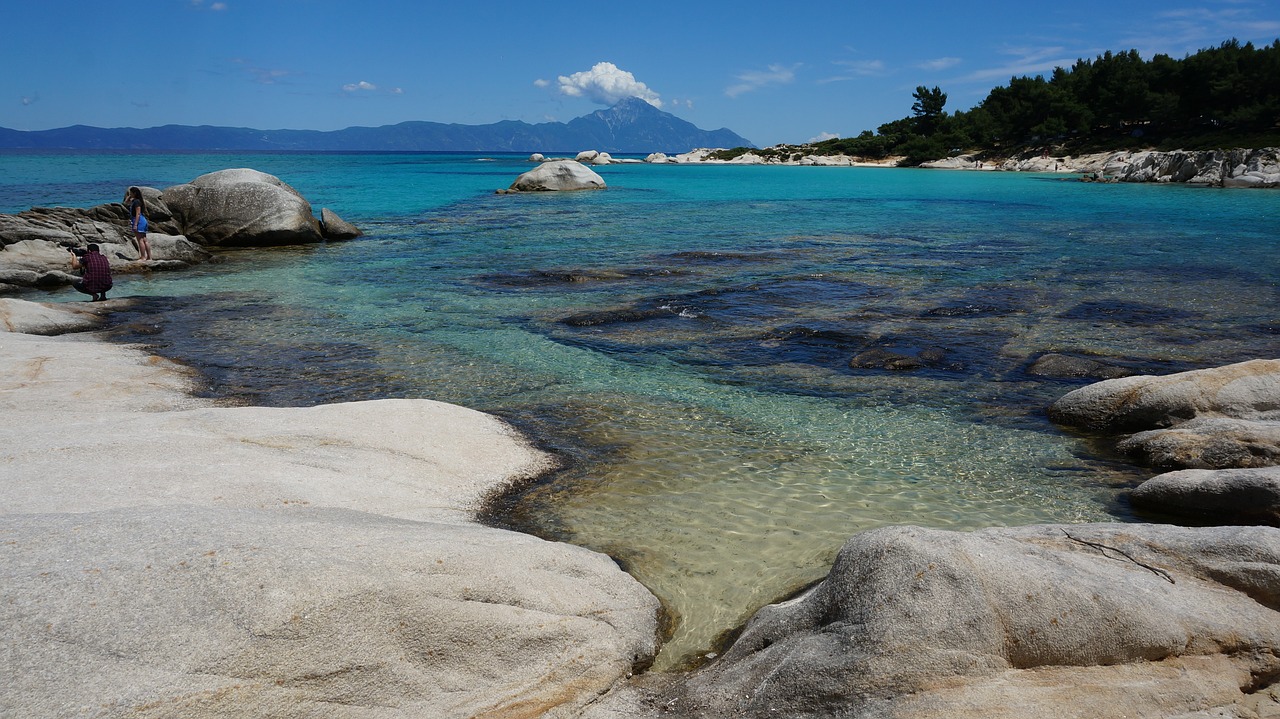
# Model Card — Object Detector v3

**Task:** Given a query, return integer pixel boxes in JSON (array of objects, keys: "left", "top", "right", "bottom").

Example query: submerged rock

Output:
[{"left": 1027, "top": 352, "right": 1135, "bottom": 380}]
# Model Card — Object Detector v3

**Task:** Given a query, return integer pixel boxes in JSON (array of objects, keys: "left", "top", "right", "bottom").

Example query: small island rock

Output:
[{"left": 508, "top": 160, "right": 606, "bottom": 192}]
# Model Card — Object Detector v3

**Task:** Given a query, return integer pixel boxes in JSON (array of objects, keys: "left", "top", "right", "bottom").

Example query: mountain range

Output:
[{"left": 0, "top": 98, "right": 753, "bottom": 153}]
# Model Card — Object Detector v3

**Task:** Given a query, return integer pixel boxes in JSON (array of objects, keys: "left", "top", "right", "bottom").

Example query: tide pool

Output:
[{"left": 4, "top": 150, "right": 1278, "bottom": 669}]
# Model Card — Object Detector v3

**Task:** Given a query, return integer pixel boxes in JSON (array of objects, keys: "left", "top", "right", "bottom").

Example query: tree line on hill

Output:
[{"left": 737, "top": 39, "right": 1280, "bottom": 164}]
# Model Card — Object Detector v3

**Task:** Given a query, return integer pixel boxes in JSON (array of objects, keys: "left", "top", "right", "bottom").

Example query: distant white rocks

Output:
[
  {"left": 619, "top": 144, "right": 1280, "bottom": 187},
  {"left": 988, "top": 147, "right": 1280, "bottom": 187}
]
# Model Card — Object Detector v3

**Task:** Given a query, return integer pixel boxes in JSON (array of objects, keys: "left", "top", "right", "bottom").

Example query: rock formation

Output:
[
  {"left": 0, "top": 300, "right": 658, "bottom": 718},
  {"left": 1132, "top": 466, "right": 1280, "bottom": 525},
  {"left": 506, "top": 160, "right": 607, "bottom": 192},
  {"left": 1050, "top": 359, "right": 1280, "bottom": 524},
  {"left": 0, "top": 169, "right": 361, "bottom": 292},
  {"left": 161, "top": 168, "right": 360, "bottom": 246},
  {"left": 622, "top": 523, "right": 1280, "bottom": 719}
]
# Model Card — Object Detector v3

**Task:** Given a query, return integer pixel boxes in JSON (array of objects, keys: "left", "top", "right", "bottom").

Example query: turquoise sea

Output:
[{"left": 3, "top": 150, "right": 1278, "bottom": 669}]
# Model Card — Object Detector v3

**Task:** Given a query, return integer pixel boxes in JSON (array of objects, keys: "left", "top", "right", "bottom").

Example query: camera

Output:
[{"left": 67, "top": 247, "right": 86, "bottom": 257}]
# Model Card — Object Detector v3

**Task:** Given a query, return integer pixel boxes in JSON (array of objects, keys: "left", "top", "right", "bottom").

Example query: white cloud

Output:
[
  {"left": 232, "top": 59, "right": 291, "bottom": 85},
  {"left": 809, "top": 131, "right": 839, "bottom": 143},
  {"left": 533, "top": 78, "right": 549, "bottom": 88},
  {"left": 962, "top": 46, "right": 1078, "bottom": 82},
  {"left": 918, "top": 57, "right": 962, "bottom": 71},
  {"left": 555, "top": 62, "right": 662, "bottom": 108},
  {"left": 343, "top": 81, "right": 378, "bottom": 92},
  {"left": 726, "top": 63, "right": 799, "bottom": 98},
  {"left": 1121, "top": 5, "right": 1280, "bottom": 56}
]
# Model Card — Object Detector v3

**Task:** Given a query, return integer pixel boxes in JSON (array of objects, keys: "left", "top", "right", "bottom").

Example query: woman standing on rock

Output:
[{"left": 125, "top": 186, "right": 152, "bottom": 261}]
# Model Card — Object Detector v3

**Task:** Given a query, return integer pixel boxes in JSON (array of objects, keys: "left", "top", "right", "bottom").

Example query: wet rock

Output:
[
  {"left": 924, "top": 303, "right": 1005, "bottom": 317},
  {"left": 850, "top": 347, "right": 924, "bottom": 370},
  {"left": 1027, "top": 353, "right": 1135, "bottom": 380},
  {"left": 1132, "top": 466, "right": 1280, "bottom": 524},
  {"left": 477, "top": 267, "right": 672, "bottom": 288},
  {"left": 562, "top": 307, "right": 673, "bottom": 327},
  {"left": 1057, "top": 300, "right": 1197, "bottom": 326},
  {"left": 850, "top": 345, "right": 960, "bottom": 372}
]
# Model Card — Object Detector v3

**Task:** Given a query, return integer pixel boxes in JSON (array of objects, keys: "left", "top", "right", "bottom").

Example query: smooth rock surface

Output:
[
  {"left": 1119, "top": 417, "right": 1280, "bottom": 470},
  {"left": 1132, "top": 466, "right": 1280, "bottom": 524},
  {"left": 160, "top": 168, "right": 325, "bottom": 246},
  {"left": 1, "top": 300, "right": 659, "bottom": 718},
  {"left": 648, "top": 523, "right": 1280, "bottom": 719},
  {"left": 0, "top": 296, "right": 108, "bottom": 334},
  {"left": 509, "top": 160, "right": 607, "bottom": 192},
  {"left": 0, "top": 169, "right": 357, "bottom": 289},
  {"left": 1048, "top": 359, "right": 1280, "bottom": 433}
]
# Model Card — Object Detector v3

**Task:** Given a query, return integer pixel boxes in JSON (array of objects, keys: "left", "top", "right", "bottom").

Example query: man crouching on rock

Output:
[{"left": 69, "top": 244, "right": 113, "bottom": 301}]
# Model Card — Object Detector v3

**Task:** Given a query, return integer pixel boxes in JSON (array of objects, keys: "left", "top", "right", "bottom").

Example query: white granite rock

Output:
[
  {"left": 0, "top": 301, "right": 659, "bottom": 719},
  {"left": 509, "top": 160, "right": 607, "bottom": 192}
]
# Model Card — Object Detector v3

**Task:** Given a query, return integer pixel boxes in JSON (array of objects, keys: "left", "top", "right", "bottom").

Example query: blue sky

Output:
[{"left": 4, "top": 0, "right": 1278, "bottom": 146}]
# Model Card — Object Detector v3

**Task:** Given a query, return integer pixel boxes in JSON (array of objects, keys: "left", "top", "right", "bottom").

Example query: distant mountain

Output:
[{"left": 0, "top": 98, "right": 754, "bottom": 153}]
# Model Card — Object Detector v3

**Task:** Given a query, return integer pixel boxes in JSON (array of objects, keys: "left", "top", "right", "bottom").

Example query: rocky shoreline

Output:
[
  {"left": 0, "top": 168, "right": 361, "bottom": 295},
  {"left": 5, "top": 165, "right": 1280, "bottom": 717},
  {"left": 4, "top": 294, "right": 1280, "bottom": 717},
  {"left": 558, "top": 145, "right": 1280, "bottom": 188}
]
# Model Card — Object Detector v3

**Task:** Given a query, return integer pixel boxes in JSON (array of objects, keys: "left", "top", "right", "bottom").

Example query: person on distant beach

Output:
[
  {"left": 125, "top": 186, "right": 152, "bottom": 261},
  {"left": 69, "top": 244, "right": 113, "bottom": 301}
]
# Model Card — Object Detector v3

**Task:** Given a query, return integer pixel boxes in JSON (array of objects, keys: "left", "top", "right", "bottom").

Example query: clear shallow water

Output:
[{"left": 4, "top": 150, "right": 1278, "bottom": 669}]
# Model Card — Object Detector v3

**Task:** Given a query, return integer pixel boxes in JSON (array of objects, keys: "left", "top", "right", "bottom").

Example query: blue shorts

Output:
[{"left": 136, "top": 216, "right": 148, "bottom": 233}]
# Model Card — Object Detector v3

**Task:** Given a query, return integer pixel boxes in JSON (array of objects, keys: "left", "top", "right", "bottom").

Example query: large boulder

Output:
[
  {"left": 508, "top": 160, "right": 606, "bottom": 192},
  {"left": 160, "top": 168, "right": 325, "bottom": 246},
  {"left": 652, "top": 523, "right": 1280, "bottom": 719},
  {"left": 0, "top": 169, "right": 358, "bottom": 288},
  {"left": 1132, "top": 466, "right": 1280, "bottom": 524},
  {"left": 1048, "top": 359, "right": 1280, "bottom": 434}
]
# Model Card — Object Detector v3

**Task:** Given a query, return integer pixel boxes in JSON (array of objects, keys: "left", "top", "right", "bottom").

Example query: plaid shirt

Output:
[{"left": 79, "top": 251, "right": 113, "bottom": 293}]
